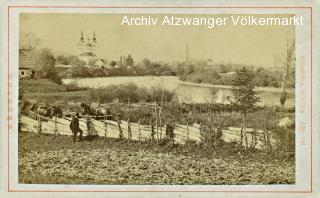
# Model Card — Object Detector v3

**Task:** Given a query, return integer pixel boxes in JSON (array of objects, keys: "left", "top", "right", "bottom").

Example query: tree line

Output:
[
  {"left": 26, "top": 47, "right": 294, "bottom": 89},
  {"left": 175, "top": 61, "right": 295, "bottom": 88}
]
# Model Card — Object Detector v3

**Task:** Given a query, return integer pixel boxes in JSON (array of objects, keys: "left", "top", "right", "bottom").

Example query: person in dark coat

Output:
[{"left": 70, "top": 112, "right": 83, "bottom": 142}]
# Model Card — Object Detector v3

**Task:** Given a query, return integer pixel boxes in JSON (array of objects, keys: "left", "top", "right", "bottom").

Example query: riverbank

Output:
[
  {"left": 62, "top": 76, "right": 295, "bottom": 106},
  {"left": 178, "top": 81, "right": 295, "bottom": 93},
  {"left": 20, "top": 77, "right": 295, "bottom": 106},
  {"left": 63, "top": 76, "right": 294, "bottom": 93}
]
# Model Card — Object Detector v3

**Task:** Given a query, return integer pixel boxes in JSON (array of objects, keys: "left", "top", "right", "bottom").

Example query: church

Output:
[{"left": 78, "top": 31, "right": 98, "bottom": 65}]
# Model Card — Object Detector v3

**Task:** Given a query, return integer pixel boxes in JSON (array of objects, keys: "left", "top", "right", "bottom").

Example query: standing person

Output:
[
  {"left": 70, "top": 112, "right": 83, "bottom": 142},
  {"left": 85, "top": 114, "right": 98, "bottom": 139}
]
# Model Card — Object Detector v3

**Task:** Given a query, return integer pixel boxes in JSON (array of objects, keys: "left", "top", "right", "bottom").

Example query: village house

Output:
[
  {"left": 92, "top": 58, "right": 107, "bottom": 67},
  {"left": 19, "top": 49, "right": 35, "bottom": 78}
]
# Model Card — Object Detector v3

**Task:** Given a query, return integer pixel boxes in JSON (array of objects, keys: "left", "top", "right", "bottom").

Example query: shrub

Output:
[
  {"left": 199, "top": 122, "right": 223, "bottom": 149},
  {"left": 65, "top": 82, "right": 84, "bottom": 91},
  {"left": 89, "top": 83, "right": 175, "bottom": 104},
  {"left": 20, "top": 79, "right": 67, "bottom": 92},
  {"left": 271, "top": 127, "right": 295, "bottom": 158}
]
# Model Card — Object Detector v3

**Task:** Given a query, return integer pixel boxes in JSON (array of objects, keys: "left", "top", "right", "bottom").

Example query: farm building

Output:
[
  {"left": 19, "top": 49, "right": 35, "bottom": 78},
  {"left": 93, "top": 59, "right": 107, "bottom": 67}
]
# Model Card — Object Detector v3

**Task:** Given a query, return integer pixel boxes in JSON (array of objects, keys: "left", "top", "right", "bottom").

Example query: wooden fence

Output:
[{"left": 21, "top": 109, "right": 273, "bottom": 149}]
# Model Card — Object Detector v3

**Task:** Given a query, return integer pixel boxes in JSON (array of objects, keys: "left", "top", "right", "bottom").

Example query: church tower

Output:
[
  {"left": 80, "top": 31, "right": 85, "bottom": 53},
  {"left": 78, "top": 31, "right": 97, "bottom": 65},
  {"left": 91, "top": 31, "right": 97, "bottom": 54}
]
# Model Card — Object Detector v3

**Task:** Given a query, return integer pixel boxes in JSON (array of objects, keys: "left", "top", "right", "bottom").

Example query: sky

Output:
[{"left": 20, "top": 13, "right": 295, "bottom": 68}]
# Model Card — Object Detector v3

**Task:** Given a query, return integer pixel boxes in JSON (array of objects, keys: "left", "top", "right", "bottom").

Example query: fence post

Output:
[
  {"left": 138, "top": 119, "right": 141, "bottom": 141},
  {"left": 127, "top": 121, "right": 132, "bottom": 142},
  {"left": 37, "top": 106, "right": 42, "bottom": 133},
  {"left": 86, "top": 114, "right": 91, "bottom": 136},
  {"left": 117, "top": 114, "right": 123, "bottom": 139},
  {"left": 186, "top": 122, "right": 189, "bottom": 144},
  {"left": 172, "top": 123, "right": 175, "bottom": 144},
  {"left": 54, "top": 115, "right": 58, "bottom": 135},
  {"left": 159, "top": 109, "right": 162, "bottom": 142},
  {"left": 150, "top": 119, "right": 155, "bottom": 142},
  {"left": 104, "top": 115, "right": 108, "bottom": 140},
  {"left": 155, "top": 101, "right": 159, "bottom": 144},
  {"left": 127, "top": 99, "right": 132, "bottom": 142}
]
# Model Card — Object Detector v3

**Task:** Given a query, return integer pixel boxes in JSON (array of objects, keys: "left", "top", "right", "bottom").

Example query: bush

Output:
[
  {"left": 20, "top": 79, "right": 67, "bottom": 92},
  {"left": 20, "top": 79, "right": 85, "bottom": 92},
  {"left": 271, "top": 127, "right": 295, "bottom": 158},
  {"left": 65, "top": 82, "right": 85, "bottom": 91},
  {"left": 199, "top": 122, "right": 223, "bottom": 149},
  {"left": 89, "top": 83, "right": 175, "bottom": 104}
]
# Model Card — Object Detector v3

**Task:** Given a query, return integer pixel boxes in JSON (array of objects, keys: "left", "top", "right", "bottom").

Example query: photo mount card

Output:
[{"left": 0, "top": 0, "right": 319, "bottom": 197}]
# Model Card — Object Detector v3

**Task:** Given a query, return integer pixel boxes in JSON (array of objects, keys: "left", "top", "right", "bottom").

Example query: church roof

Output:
[{"left": 19, "top": 49, "right": 34, "bottom": 69}]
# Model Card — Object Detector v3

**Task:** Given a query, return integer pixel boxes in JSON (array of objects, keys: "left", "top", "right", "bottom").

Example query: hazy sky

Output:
[{"left": 20, "top": 13, "right": 295, "bottom": 68}]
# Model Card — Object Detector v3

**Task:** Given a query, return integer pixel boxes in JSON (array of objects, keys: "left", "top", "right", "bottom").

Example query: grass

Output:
[
  {"left": 23, "top": 90, "right": 92, "bottom": 104},
  {"left": 18, "top": 131, "right": 295, "bottom": 185},
  {"left": 20, "top": 78, "right": 89, "bottom": 104}
]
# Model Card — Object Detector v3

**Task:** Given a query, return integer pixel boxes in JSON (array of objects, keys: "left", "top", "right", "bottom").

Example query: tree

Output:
[
  {"left": 31, "top": 48, "right": 56, "bottom": 78},
  {"left": 185, "top": 64, "right": 195, "bottom": 75},
  {"left": 218, "top": 64, "right": 227, "bottom": 73},
  {"left": 88, "top": 59, "right": 97, "bottom": 67},
  {"left": 89, "top": 67, "right": 105, "bottom": 77},
  {"left": 126, "top": 54, "right": 134, "bottom": 66},
  {"left": 176, "top": 63, "right": 185, "bottom": 76},
  {"left": 56, "top": 55, "right": 68, "bottom": 65},
  {"left": 65, "top": 66, "right": 90, "bottom": 78},
  {"left": 280, "top": 40, "right": 295, "bottom": 108},
  {"left": 230, "top": 67, "right": 260, "bottom": 149},
  {"left": 109, "top": 61, "right": 117, "bottom": 67},
  {"left": 68, "top": 56, "right": 85, "bottom": 67},
  {"left": 142, "top": 58, "right": 151, "bottom": 68}
]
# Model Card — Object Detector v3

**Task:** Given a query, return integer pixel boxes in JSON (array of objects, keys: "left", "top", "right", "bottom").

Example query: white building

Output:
[{"left": 78, "top": 31, "right": 97, "bottom": 65}]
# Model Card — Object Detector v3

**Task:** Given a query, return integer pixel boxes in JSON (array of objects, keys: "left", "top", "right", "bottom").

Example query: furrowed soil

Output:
[{"left": 18, "top": 131, "right": 295, "bottom": 185}]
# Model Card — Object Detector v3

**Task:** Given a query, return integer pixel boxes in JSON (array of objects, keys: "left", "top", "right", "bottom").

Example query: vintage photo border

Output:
[{"left": 6, "top": 4, "right": 313, "bottom": 193}]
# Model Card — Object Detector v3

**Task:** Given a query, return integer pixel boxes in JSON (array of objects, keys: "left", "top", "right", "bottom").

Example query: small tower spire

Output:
[
  {"left": 92, "top": 31, "right": 96, "bottom": 43},
  {"left": 80, "top": 31, "right": 84, "bottom": 53},
  {"left": 80, "top": 31, "right": 84, "bottom": 41}
]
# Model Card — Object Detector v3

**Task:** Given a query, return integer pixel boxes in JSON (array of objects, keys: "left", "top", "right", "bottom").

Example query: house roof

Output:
[
  {"left": 95, "top": 59, "right": 106, "bottom": 63},
  {"left": 19, "top": 49, "right": 33, "bottom": 69},
  {"left": 19, "top": 67, "right": 32, "bottom": 70}
]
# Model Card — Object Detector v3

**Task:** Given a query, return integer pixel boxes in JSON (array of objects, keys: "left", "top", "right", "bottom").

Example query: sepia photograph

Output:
[{"left": 18, "top": 13, "right": 296, "bottom": 185}]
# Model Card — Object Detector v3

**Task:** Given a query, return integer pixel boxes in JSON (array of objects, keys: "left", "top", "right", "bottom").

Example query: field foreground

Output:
[{"left": 19, "top": 131, "right": 295, "bottom": 185}]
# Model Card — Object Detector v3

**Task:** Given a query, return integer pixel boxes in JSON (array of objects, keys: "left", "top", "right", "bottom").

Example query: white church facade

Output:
[{"left": 78, "top": 31, "right": 98, "bottom": 65}]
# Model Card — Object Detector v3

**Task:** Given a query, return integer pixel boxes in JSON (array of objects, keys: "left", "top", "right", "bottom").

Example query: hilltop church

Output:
[
  {"left": 78, "top": 31, "right": 98, "bottom": 64},
  {"left": 77, "top": 31, "right": 134, "bottom": 69}
]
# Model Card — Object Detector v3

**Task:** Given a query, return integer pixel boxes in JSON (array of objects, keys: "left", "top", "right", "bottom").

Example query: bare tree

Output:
[{"left": 280, "top": 40, "right": 295, "bottom": 108}]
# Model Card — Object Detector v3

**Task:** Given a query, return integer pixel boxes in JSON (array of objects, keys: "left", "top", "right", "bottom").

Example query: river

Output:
[{"left": 62, "top": 76, "right": 295, "bottom": 107}]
